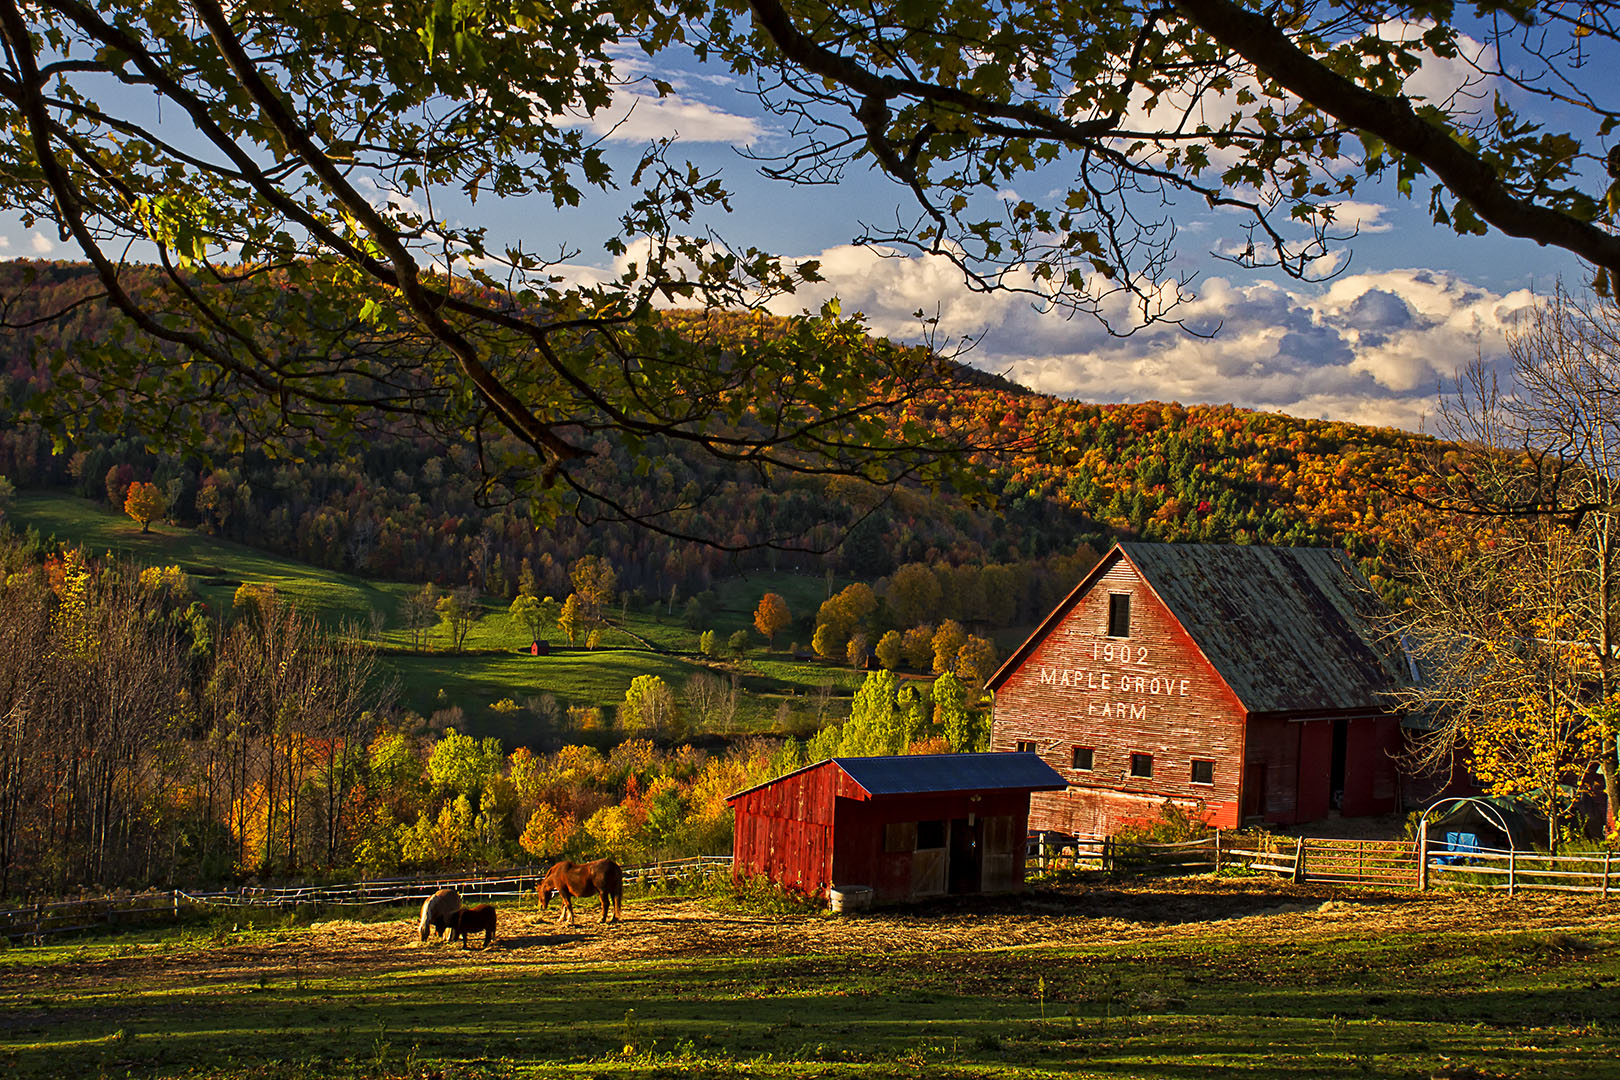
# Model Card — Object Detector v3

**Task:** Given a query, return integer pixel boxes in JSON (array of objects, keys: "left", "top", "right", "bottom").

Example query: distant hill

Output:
[{"left": 1, "top": 261, "right": 1437, "bottom": 613}]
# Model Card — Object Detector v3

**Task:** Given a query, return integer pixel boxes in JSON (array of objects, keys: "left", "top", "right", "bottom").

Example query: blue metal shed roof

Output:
[{"left": 832, "top": 752, "right": 1066, "bottom": 797}]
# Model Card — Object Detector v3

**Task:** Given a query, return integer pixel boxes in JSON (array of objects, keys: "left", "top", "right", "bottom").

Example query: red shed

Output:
[
  {"left": 727, "top": 753, "right": 1065, "bottom": 901},
  {"left": 988, "top": 543, "right": 1412, "bottom": 836}
]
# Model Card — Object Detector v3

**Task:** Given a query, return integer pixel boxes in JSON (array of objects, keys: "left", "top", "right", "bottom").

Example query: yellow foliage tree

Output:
[{"left": 122, "top": 480, "right": 168, "bottom": 533}]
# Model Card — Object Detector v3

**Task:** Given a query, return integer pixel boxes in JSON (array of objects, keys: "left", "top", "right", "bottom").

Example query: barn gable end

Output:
[{"left": 989, "top": 543, "right": 1408, "bottom": 836}]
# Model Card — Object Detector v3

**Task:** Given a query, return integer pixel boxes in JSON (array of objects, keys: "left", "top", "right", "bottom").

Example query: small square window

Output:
[
  {"left": 916, "top": 820, "right": 947, "bottom": 849},
  {"left": 1072, "top": 747, "right": 1094, "bottom": 771},
  {"left": 1015, "top": 740, "right": 1037, "bottom": 754},
  {"left": 884, "top": 822, "right": 917, "bottom": 853},
  {"left": 1191, "top": 759, "right": 1215, "bottom": 785},
  {"left": 1108, "top": 594, "right": 1131, "bottom": 638},
  {"left": 1130, "top": 753, "right": 1154, "bottom": 778}
]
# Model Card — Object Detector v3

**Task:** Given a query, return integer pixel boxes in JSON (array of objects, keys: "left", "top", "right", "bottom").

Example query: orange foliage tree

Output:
[
  {"left": 123, "top": 481, "right": 168, "bottom": 533},
  {"left": 753, "top": 592, "right": 791, "bottom": 648}
]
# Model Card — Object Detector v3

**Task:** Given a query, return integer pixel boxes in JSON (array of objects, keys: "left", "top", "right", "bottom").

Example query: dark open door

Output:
[
  {"left": 948, "top": 817, "right": 982, "bottom": 894},
  {"left": 1243, "top": 762, "right": 1267, "bottom": 820}
]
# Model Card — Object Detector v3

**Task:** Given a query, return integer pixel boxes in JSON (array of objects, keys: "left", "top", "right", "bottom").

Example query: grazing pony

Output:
[
  {"left": 450, "top": 904, "right": 497, "bottom": 948},
  {"left": 539, "top": 858, "right": 623, "bottom": 925},
  {"left": 417, "top": 888, "right": 462, "bottom": 942}
]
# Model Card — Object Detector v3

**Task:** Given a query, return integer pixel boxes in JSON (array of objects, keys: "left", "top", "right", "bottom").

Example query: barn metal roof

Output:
[
  {"left": 833, "top": 752, "right": 1067, "bottom": 797},
  {"left": 725, "top": 752, "right": 1066, "bottom": 803},
  {"left": 989, "top": 542, "right": 1411, "bottom": 713}
]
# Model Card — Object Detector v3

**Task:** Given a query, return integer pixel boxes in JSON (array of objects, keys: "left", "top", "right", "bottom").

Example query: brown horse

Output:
[
  {"left": 539, "top": 858, "right": 623, "bottom": 925},
  {"left": 449, "top": 904, "right": 497, "bottom": 948},
  {"left": 417, "top": 888, "right": 461, "bottom": 942}
]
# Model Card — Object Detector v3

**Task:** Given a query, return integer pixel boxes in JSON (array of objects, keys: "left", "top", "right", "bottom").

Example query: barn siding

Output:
[
  {"left": 991, "top": 558, "right": 1248, "bottom": 834},
  {"left": 737, "top": 765, "right": 1043, "bottom": 902},
  {"left": 731, "top": 761, "right": 838, "bottom": 896}
]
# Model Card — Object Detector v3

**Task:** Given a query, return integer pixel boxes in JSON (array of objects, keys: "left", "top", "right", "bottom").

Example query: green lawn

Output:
[
  {"left": 2, "top": 879, "right": 1617, "bottom": 1079},
  {"left": 6, "top": 491, "right": 863, "bottom": 738}
]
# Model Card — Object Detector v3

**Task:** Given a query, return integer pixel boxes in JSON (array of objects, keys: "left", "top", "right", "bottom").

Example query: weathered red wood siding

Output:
[
  {"left": 730, "top": 761, "right": 840, "bottom": 897},
  {"left": 990, "top": 558, "right": 1247, "bottom": 835},
  {"left": 733, "top": 766, "right": 1038, "bottom": 901}
]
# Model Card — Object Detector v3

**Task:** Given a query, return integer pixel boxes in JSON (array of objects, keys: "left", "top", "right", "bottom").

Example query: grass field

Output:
[
  {"left": 6, "top": 492, "right": 865, "bottom": 738},
  {"left": 2, "top": 877, "right": 1618, "bottom": 1078}
]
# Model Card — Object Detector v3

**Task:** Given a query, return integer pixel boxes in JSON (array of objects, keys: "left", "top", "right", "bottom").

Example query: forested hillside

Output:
[{"left": 1, "top": 261, "right": 1433, "bottom": 613}]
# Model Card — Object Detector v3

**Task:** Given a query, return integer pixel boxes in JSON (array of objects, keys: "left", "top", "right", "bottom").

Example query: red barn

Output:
[
  {"left": 727, "top": 753, "right": 1065, "bottom": 901},
  {"left": 987, "top": 543, "right": 1412, "bottom": 836}
]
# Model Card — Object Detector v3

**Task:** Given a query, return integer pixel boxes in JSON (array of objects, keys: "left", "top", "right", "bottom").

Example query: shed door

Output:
[
  {"left": 911, "top": 819, "right": 948, "bottom": 898},
  {"left": 980, "top": 814, "right": 1022, "bottom": 893}
]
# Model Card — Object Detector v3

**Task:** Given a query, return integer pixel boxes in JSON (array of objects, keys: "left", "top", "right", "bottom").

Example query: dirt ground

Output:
[{"left": 10, "top": 878, "right": 1620, "bottom": 993}]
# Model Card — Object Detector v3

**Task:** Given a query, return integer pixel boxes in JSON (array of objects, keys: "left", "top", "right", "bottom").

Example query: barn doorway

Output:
[
  {"left": 1243, "top": 763, "right": 1267, "bottom": 820},
  {"left": 947, "top": 817, "right": 982, "bottom": 894},
  {"left": 1330, "top": 718, "right": 1348, "bottom": 810},
  {"left": 911, "top": 819, "right": 948, "bottom": 897}
]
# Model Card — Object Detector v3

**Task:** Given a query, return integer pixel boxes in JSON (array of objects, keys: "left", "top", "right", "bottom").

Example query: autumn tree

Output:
[
  {"left": 509, "top": 593, "right": 559, "bottom": 645},
  {"left": 901, "top": 624, "right": 936, "bottom": 669},
  {"left": 435, "top": 587, "right": 480, "bottom": 652},
  {"left": 874, "top": 629, "right": 904, "bottom": 671},
  {"left": 931, "top": 620, "right": 967, "bottom": 675},
  {"left": 753, "top": 592, "right": 792, "bottom": 648},
  {"left": 621, "top": 675, "right": 680, "bottom": 738},
  {"left": 887, "top": 563, "right": 943, "bottom": 628},
  {"left": 569, "top": 556, "right": 619, "bottom": 626},
  {"left": 557, "top": 594, "right": 583, "bottom": 646},
  {"left": 955, "top": 634, "right": 999, "bottom": 692},
  {"left": 123, "top": 480, "right": 168, "bottom": 533},
  {"left": 401, "top": 583, "right": 439, "bottom": 649},
  {"left": 1402, "top": 286, "right": 1620, "bottom": 843}
]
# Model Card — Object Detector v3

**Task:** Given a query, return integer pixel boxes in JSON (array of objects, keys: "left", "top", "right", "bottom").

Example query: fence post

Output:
[
  {"left": 1213, "top": 829, "right": 1222, "bottom": 874},
  {"left": 1508, "top": 849, "right": 1517, "bottom": 896},
  {"left": 1417, "top": 820, "right": 1429, "bottom": 892},
  {"left": 1604, "top": 851, "right": 1612, "bottom": 901},
  {"left": 1292, "top": 837, "right": 1306, "bottom": 884},
  {"left": 1102, "top": 837, "right": 1112, "bottom": 873}
]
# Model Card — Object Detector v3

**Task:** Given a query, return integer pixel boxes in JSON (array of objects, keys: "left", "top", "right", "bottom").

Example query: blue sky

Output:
[{"left": 3, "top": 19, "right": 1598, "bottom": 436}]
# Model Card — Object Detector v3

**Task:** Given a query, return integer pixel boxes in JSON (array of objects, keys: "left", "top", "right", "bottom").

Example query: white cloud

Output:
[
  {"left": 757, "top": 244, "right": 1535, "bottom": 432},
  {"left": 29, "top": 233, "right": 52, "bottom": 254},
  {"left": 561, "top": 90, "right": 763, "bottom": 145}
]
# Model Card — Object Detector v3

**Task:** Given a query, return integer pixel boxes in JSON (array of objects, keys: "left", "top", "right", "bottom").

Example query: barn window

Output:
[
  {"left": 916, "top": 820, "right": 947, "bottom": 849},
  {"left": 1015, "top": 740, "right": 1038, "bottom": 754},
  {"left": 1072, "top": 747, "right": 1094, "bottom": 771},
  {"left": 1191, "top": 759, "right": 1215, "bottom": 785},
  {"left": 1107, "top": 593, "right": 1132, "bottom": 637},
  {"left": 884, "top": 822, "right": 917, "bottom": 853},
  {"left": 1130, "top": 753, "right": 1154, "bottom": 778}
]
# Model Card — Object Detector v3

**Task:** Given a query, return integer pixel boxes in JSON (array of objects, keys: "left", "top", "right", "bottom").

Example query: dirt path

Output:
[{"left": 9, "top": 878, "right": 1619, "bottom": 993}]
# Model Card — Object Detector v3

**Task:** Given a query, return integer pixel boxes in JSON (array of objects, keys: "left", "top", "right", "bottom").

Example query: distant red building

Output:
[
  {"left": 987, "top": 543, "right": 1412, "bottom": 836},
  {"left": 727, "top": 753, "right": 1064, "bottom": 901}
]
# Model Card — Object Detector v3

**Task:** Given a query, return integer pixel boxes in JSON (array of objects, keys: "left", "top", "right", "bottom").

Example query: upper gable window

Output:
[{"left": 1107, "top": 593, "right": 1132, "bottom": 638}]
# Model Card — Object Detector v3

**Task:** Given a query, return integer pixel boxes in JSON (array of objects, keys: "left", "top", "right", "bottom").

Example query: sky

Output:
[
  {"left": 2, "top": 17, "right": 1600, "bottom": 437},
  {"left": 512, "top": 26, "right": 1593, "bottom": 436}
]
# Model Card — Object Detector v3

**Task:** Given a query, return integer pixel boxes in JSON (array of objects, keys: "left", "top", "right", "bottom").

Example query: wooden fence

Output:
[
  {"left": 0, "top": 856, "right": 733, "bottom": 942},
  {"left": 1027, "top": 829, "right": 1620, "bottom": 895}
]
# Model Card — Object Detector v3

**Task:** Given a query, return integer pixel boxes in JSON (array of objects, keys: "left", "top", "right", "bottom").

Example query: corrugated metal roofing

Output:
[
  {"left": 1119, "top": 542, "right": 1410, "bottom": 713},
  {"left": 726, "top": 752, "right": 1065, "bottom": 803},
  {"left": 832, "top": 752, "right": 1066, "bottom": 797}
]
